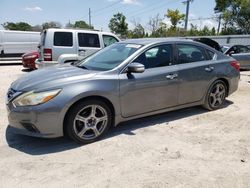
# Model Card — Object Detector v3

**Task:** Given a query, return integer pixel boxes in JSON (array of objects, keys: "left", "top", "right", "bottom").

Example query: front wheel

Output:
[
  {"left": 203, "top": 80, "right": 227, "bottom": 111},
  {"left": 65, "top": 100, "right": 112, "bottom": 144}
]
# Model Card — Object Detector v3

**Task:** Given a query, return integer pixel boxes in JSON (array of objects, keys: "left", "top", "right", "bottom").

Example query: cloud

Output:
[
  {"left": 24, "top": 6, "right": 43, "bottom": 12},
  {"left": 121, "top": 0, "right": 139, "bottom": 5}
]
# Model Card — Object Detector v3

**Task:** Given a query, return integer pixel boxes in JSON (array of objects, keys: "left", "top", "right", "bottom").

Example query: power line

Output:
[
  {"left": 189, "top": 17, "right": 218, "bottom": 21},
  {"left": 92, "top": 0, "right": 123, "bottom": 16},
  {"left": 127, "top": 0, "right": 177, "bottom": 19}
]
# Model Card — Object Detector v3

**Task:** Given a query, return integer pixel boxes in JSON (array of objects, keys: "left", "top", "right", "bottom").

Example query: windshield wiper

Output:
[{"left": 76, "top": 65, "right": 88, "bottom": 70}]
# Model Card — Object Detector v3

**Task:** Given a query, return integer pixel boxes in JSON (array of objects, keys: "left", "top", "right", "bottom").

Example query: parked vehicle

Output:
[
  {"left": 6, "top": 38, "right": 240, "bottom": 144},
  {"left": 22, "top": 51, "right": 39, "bottom": 70},
  {"left": 0, "top": 30, "right": 40, "bottom": 57},
  {"left": 221, "top": 44, "right": 250, "bottom": 69},
  {"left": 35, "top": 28, "right": 120, "bottom": 68}
]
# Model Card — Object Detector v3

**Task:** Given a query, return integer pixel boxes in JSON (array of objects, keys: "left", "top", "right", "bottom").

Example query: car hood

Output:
[{"left": 11, "top": 64, "right": 98, "bottom": 91}]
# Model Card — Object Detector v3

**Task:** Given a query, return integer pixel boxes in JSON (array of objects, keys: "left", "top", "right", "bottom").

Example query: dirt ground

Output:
[{"left": 0, "top": 65, "right": 250, "bottom": 188}]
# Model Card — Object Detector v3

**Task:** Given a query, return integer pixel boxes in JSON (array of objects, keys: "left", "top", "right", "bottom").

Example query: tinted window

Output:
[
  {"left": 134, "top": 44, "right": 173, "bottom": 69},
  {"left": 54, "top": 32, "right": 73, "bottom": 46},
  {"left": 177, "top": 44, "right": 206, "bottom": 64},
  {"left": 78, "top": 33, "right": 100, "bottom": 48},
  {"left": 238, "top": 46, "right": 250, "bottom": 53},
  {"left": 103, "top": 35, "right": 118, "bottom": 47},
  {"left": 207, "top": 50, "right": 216, "bottom": 60}
]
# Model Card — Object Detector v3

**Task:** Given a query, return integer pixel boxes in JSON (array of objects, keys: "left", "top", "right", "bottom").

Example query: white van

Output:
[
  {"left": 36, "top": 28, "right": 120, "bottom": 68},
  {"left": 0, "top": 30, "right": 40, "bottom": 57}
]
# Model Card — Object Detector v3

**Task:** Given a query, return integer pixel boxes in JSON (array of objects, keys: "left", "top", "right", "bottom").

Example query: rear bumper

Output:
[
  {"left": 228, "top": 73, "right": 240, "bottom": 96},
  {"left": 35, "top": 59, "right": 58, "bottom": 69},
  {"left": 22, "top": 59, "right": 36, "bottom": 69}
]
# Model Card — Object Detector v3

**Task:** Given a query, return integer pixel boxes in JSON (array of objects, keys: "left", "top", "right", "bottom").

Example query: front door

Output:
[{"left": 119, "top": 44, "right": 179, "bottom": 118}]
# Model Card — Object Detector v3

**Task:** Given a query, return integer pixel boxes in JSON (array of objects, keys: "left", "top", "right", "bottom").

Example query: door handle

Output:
[
  {"left": 205, "top": 66, "right": 214, "bottom": 72},
  {"left": 166, "top": 73, "right": 178, "bottom": 80},
  {"left": 78, "top": 49, "right": 86, "bottom": 52}
]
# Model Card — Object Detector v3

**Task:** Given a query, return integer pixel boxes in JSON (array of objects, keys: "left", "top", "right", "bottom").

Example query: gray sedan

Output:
[
  {"left": 222, "top": 44, "right": 250, "bottom": 69},
  {"left": 6, "top": 38, "right": 240, "bottom": 144}
]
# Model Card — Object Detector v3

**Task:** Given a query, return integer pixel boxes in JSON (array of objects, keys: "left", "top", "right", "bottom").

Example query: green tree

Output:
[
  {"left": 2, "top": 22, "right": 32, "bottom": 31},
  {"left": 74, "top": 20, "right": 93, "bottom": 29},
  {"left": 109, "top": 12, "right": 128, "bottom": 38},
  {"left": 128, "top": 24, "right": 145, "bottom": 38},
  {"left": 42, "top": 21, "right": 61, "bottom": 29},
  {"left": 215, "top": 0, "right": 250, "bottom": 34},
  {"left": 165, "top": 9, "right": 185, "bottom": 29}
]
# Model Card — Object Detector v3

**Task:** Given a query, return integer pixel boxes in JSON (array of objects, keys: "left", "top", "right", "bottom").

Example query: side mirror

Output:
[{"left": 127, "top": 62, "right": 145, "bottom": 73}]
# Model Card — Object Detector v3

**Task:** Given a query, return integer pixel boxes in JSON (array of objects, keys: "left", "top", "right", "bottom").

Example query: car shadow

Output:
[
  {"left": 5, "top": 100, "right": 233, "bottom": 156},
  {"left": 22, "top": 68, "right": 35, "bottom": 72}
]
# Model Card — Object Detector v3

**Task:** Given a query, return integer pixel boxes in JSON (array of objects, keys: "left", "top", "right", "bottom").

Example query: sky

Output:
[{"left": 0, "top": 0, "right": 217, "bottom": 32}]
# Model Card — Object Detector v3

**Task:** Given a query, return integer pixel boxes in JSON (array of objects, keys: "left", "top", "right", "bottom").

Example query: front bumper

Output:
[
  {"left": 6, "top": 101, "right": 64, "bottom": 138},
  {"left": 35, "top": 59, "right": 58, "bottom": 69}
]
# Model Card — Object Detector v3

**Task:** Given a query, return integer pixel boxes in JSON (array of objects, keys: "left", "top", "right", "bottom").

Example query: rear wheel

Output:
[
  {"left": 65, "top": 100, "right": 112, "bottom": 144},
  {"left": 203, "top": 80, "right": 227, "bottom": 110}
]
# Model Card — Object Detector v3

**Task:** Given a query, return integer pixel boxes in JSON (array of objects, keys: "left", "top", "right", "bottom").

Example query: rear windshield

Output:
[{"left": 54, "top": 32, "right": 73, "bottom": 47}]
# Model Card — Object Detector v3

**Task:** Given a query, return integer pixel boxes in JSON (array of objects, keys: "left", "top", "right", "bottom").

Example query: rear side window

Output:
[
  {"left": 207, "top": 50, "right": 216, "bottom": 60},
  {"left": 177, "top": 44, "right": 206, "bottom": 64},
  {"left": 103, "top": 35, "right": 118, "bottom": 47},
  {"left": 54, "top": 32, "right": 73, "bottom": 46},
  {"left": 78, "top": 33, "right": 100, "bottom": 48}
]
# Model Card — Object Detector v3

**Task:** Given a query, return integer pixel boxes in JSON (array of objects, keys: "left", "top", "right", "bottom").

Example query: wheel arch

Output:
[
  {"left": 63, "top": 95, "right": 116, "bottom": 136},
  {"left": 217, "top": 78, "right": 230, "bottom": 97}
]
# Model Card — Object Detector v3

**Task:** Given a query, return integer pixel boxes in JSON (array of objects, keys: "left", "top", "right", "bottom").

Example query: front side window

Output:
[
  {"left": 54, "top": 32, "right": 73, "bottom": 46},
  {"left": 78, "top": 33, "right": 100, "bottom": 48},
  {"left": 76, "top": 43, "right": 142, "bottom": 71},
  {"left": 238, "top": 46, "right": 250, "bottom": 53},
  {"left": 134, "top": 44, "right": 173, "bottom": 69},
  {"left": 103, "top": 35, "right": 118, "bottom": 47},
  {"left": 177, "top": 44, "right": 206, "bottom": 64}
]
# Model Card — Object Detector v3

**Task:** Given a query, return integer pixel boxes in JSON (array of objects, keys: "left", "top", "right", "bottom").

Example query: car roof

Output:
[
  {"left": 121, "top": 38, "right": 194, "bottom": 45},
  {"left": 44, "top": 28, "right": 117, "bottom": 36}
]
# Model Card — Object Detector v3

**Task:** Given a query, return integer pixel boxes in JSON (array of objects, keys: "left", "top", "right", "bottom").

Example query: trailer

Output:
[{"left": 0, "top": 30, "right": 40, "bottom": 57}]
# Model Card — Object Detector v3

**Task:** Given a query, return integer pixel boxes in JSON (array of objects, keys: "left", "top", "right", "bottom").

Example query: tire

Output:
[
  {"left": 203, "top": 80, "right": 227, "bottom": 111},
  {"left": 65, "top": 100, "right": 112, "bottom": 144}
]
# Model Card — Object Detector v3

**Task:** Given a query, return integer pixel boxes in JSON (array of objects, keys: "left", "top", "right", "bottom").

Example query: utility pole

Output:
[
  {"left": 184, "top": 0, "right": 191, "bottom": 30},
  {"left": 217, "top": 14, "right": 221, "bottom": 35},
  {"left": 88, "top": 8, "right": 92, "bottom": 28}
]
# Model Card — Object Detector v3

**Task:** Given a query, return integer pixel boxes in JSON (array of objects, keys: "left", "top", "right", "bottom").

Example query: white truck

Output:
[
  {"left": 0, "top": 30, "right": 40, "bottom": 57},
  {"left": 35, "top": 28, "right": 120, "bottom": 68}
]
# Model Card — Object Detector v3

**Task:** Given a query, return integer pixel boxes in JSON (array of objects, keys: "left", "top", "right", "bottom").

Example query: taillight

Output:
[
  {"left": 230, "top": 61, "right": 240, "bottom": 71},
  {"left": 43, "top": 48, "right": 52, "bottom": 61}
]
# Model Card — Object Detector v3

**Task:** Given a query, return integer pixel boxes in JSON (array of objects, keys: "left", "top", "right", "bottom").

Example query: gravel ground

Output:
[{"left": 0, "top": 65, "right": 250, "bottom": 188}]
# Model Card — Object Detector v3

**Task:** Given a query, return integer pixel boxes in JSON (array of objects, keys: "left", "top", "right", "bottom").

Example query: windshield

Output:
[
  {"left": 75, "top": 43, "right": 142, "bottom": 71},
  {"left": 221, "top": 46, "right": 229, "bottom": 53}
]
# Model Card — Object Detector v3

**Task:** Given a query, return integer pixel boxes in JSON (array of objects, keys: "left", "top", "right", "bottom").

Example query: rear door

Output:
[
  {"left": 52, "top": 31, "right": 75, "bottom": 60},
  {"left": 175, "top": 43, "right": 217, "bottom": 104},
  {"left": 77, "top": 32, "right": 101, "bottom": 58}
]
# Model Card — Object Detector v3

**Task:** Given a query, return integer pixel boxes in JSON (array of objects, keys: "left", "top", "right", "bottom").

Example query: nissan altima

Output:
[{"left": 6, "top": 38, "right": 240, "bottom": 144}]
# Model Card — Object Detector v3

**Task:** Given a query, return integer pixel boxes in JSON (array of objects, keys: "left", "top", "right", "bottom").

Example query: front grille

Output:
[{"left": 21, "top": 122, "right": 40, "bottom": 133}]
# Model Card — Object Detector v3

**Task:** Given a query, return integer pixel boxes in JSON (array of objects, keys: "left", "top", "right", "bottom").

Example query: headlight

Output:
[{"left": 12, "top": 89, "right": 61, "bottom": 107}]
